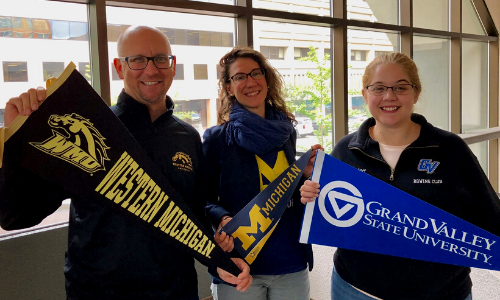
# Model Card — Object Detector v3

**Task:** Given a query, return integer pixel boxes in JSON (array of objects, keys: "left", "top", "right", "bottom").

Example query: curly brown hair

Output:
[{"left": 216, "top": 47, "right": 295, "bottom": 124}]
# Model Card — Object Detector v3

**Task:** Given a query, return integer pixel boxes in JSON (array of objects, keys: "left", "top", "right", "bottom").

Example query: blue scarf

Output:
[{"left": 226, "top": 102, "right": 294, "bottom": 155}]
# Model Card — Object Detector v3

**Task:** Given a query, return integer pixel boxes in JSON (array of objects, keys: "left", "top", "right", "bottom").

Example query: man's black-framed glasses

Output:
[
  {"left": 120, "top": 55, "right": 175, "bottom": 70},
  {"left": 366, "top": 83, "right": 415, "bottom": 96},
  {"left": 229, "top": 68, "right": 266, "bottom": 84}
]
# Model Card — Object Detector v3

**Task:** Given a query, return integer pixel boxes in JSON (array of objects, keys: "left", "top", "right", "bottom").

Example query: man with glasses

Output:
[{"left": 0, "top": 25, "right": 250, "bottom": 300}]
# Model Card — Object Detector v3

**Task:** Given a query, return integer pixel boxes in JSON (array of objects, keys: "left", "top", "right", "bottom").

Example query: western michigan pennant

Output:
[
  {"left": 221, "top": 149, "right": 311, "bottom": 264},
  {"left": 0, "top": 62, "right": 240, "bottom": 276},
  {"left": 300, "top": 150, "right": 500, "bottom": 271}
]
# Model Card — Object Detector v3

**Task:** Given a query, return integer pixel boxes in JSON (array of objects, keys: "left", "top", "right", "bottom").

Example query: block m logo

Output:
[{"left": 232, "top": 204, "right": 272, "bottom": 250}]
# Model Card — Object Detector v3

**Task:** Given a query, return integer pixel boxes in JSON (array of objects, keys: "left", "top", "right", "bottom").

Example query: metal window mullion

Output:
[
  {"left": 488, "top": 40, "right": 499, "bottom": 190},
  {"left": 449, "top": 0, "right": 462, "bottom": 134},
  {"left": 88, "top": 0, "right": 110, "bottom": 105},
  {"left": 399, "top": 0, "right": 412, "bottom": 57}
]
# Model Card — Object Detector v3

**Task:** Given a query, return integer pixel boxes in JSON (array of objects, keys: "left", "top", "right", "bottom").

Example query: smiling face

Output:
[
  {"left": 113, "top": 27, "right": 175, "bottom": 114},
  {"left": 362, "top": 63, "right": 418, "bottom": 129},
  {"left": 226, "top": 57, "right": 268, "bottom": 118}
]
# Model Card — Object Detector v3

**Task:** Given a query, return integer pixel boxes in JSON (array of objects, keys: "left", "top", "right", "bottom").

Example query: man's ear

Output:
[
  {"left": 113, "top": 58, "right": 125, "bottom": 80},
  {"left": 171, "top": 56, "right": 176, "bottom": 77}
]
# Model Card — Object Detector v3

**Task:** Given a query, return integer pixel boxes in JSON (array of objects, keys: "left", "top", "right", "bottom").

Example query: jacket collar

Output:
[
  {"left": 348, "top": 113, "right": 440, "bottom": 153},
  {"left": 115, "top": 89, "right": 174, "bottom": 122}
]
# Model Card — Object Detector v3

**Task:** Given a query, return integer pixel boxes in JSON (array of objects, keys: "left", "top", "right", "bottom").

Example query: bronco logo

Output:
[
  {"left": 30, "top": 113, "right": 110, "bottom": 173},
  {"left": 172, "top": 152, "right": 193, "bottom": 172}
]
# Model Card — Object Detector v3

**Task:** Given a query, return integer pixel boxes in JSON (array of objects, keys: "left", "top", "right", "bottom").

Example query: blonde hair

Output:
[
  {"left": 216, "top": 47, "right": 295, "bottom": 124},
  {"left": 362, "top": 52, "right": 422, "bottom": 98}
]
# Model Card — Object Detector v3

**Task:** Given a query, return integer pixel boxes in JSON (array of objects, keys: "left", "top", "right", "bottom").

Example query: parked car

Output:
[
  {"left": 295, "top": 117, "right": 314, "bottom": 137},
  {"left": 348, "top": 114, "right": 367, "bottom": 133},
  {"left": 191, "top": 112, "right": 201, "bottom": 122}
]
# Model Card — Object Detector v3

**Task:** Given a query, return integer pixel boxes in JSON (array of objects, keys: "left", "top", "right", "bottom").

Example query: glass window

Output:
[
  {"left": 294, "top": 47, "right": 311, "bottom": 60},
  {"left": 0, "top": 0, "right": 89, "bottom": 236},
  {"left": 187, "top": 30, "right": 200, "bottom": 45},
  {"left": 255, "top": 20, "right": 332, "bottom": 152},
  {"left": 194, "top": 64, "right": 208, "bottom": 80},
  {"left": 413, "top": 0, "right": 449, "bottom": 31},
  {"left": 260, "top": 46, "right": 285, "bottom": 60},
  {"left": 413, "top": 36, "right": 450, "bottom": 131},
  {"left": 462, "top": 0, "right": 485, "bottom": 35},
  {"left": 174, "top": 64, "right": 184, "bottom": 80},
  {"left": 351, "top": 50, "right": 367, "bottom": 61},
  {"left": 42, "top": 61, "right": 64, "bottom": 81},
  {"left": 78, "top": 62, "right": 91, "bottom": 83},
  {"left": 462, "top": 40, "right": 489, "bottom": 171},
  {"left": 254, "top": 0, "right": 331, "bottom": 17},
  {"left": 111, "top": 63, "right": 120, "bottom": 81},
  {"left": 3, "top": 61, "right": 28, "bottom": 82},
  {"left": 105, "top": 6, "right": 235, "bottom": 137},
  {"left": 347, "top": 29, "right": 399, "bottom": 133},
  {"left": 348, "top": 0, "right": 398, "bottom": 25}
]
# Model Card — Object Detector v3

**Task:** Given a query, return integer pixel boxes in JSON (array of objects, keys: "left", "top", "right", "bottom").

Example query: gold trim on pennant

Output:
[{"left": 0, "top": 62, "right": 77, "bottom": 168}]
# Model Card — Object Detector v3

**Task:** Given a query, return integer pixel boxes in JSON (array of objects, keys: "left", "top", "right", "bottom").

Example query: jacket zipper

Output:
[
  {"left": 350, "top": 145, "right": 437, "bottom": 181},
  {"left": 349, "top": 147, "right": 395, "bottom": 180}
]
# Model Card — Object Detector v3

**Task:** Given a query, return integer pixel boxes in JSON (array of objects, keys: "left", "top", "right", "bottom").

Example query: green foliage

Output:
[
  {"left": 174, "top": 110, "right": 196, "bottom": 120},
  {"left": 286, "top": 46, "right": 333, "bottom": 152}
]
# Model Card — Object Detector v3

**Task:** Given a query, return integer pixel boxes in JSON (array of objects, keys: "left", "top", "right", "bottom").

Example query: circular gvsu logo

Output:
[{"left": 318, "top": 181, "right": 365, "bottom": 227}]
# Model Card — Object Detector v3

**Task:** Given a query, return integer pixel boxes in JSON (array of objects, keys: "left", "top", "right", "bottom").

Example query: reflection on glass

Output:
[
  {"left": 106, "top": 6, "right": 235, "bottom": 135},
  {"left": 413, "top": 36, "right": 450, "bottom": 130},
  {"left": 462, "top": 40, "right": 488, "bottom": 173},
  {"left": 413, "top": 0, "right": 448, "bottom": 31},
  {"left": 347, "top": 29, "right": 398, "bottom": 133},
  {"left": 254, "top": 0, "right": 330, "bottom": 17},
  {"left": 0, "top": 0, "right": 89, "bottom": 108},
  {"left": 462, "top": 40, "right": 488, "bottom": 132},
  {"left": 254, "top": 20, "right": 332, "bottom": 152},
  {"left": 469, "top": 142, "right": 488, "bottom": 174},
  {"left": 462, "top": 0, "right": 485, "bottom": 35},
  {"left": 348, "top": 0, "right": 398, "bottom": 25},
  {"left": 0, "top": 0, "right": 89, "bottom": 236}
]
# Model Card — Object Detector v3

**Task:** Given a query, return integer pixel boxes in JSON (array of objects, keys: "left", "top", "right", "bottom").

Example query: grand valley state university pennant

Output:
[
  {"left": 0, "top": 62, "right": 240, "bottom": 276},
  {"left": 220, "top": 149, "right": 311, "bottom": 264},
  {"left": 300, "top": 150, "right": 500, "bottom": 271}
]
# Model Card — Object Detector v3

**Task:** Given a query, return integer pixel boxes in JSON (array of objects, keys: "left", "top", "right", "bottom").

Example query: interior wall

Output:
[{"left": 0, "top": 226, "right": 212, "bottom": 300}]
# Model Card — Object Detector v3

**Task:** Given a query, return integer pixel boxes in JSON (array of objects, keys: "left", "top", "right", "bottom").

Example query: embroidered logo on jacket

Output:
[
  {"left": 417, "top": 159, "right": 440, "bottom": 174},
  {"left": 172, "top": 152, "right": 193, "bottom": 172},
  {"left": 30, "top": 113, "right": 110, "bottom": 173}
]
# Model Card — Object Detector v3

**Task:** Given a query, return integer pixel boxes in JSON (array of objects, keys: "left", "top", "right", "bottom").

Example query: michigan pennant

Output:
[
  {"left": 0, "top": 62, "right": 241, "bottom": 276},
  {"left": 300, "top": 150, "right": 500, "bottom": 271},
  {"left": 221, "top": 149, "right": 311, "bottom": 264}
]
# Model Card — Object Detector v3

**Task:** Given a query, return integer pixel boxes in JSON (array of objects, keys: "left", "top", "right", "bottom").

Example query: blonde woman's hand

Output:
[{"left": 300, "top": 180, "right": 320, "bottom": 204}]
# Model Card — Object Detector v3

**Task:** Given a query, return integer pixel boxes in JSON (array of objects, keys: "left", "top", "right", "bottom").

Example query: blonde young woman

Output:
[
  {"left": 203, "top": 47, "right": 321, "bottom": 300},
  {"left": 300, "top": 53, "right": 500, "bottom": 300}
]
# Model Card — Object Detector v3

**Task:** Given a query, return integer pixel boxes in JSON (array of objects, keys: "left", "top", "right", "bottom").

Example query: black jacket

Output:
[
  {"left": 332, "top": 114, "right": 500, "bottom": 300},
  {"left": 0, "top": 90, "right": 205, "bottom": 300}
]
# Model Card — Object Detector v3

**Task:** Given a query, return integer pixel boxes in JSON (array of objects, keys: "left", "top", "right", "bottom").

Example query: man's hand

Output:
[
  {"left": 216, "top": 258, "right": 252, "bottom": 292},
  {"left": 303, "top": 144, "right": 323, "bottom": 178},
  {"left": 300, "top": 180, "right": 320, "bottom": 204},
  {"left": 5, "top": 87, "right": 46, "bottom": 127},
  {"left": 214, "top": 216, "right": 234, "bottom": 252}
]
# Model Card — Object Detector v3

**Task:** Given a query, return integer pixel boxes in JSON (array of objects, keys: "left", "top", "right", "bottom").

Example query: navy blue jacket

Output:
[
  {"left": 203, "top": 123, "right": 313, "bottom": 278},
  {"left": 333, "top": 114, "right": 500, "bottom": 300}
]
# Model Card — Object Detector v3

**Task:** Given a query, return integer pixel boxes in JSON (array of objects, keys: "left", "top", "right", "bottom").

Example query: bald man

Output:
[{"left": 0, "top": 26, "right": 250, "bottom": 300}]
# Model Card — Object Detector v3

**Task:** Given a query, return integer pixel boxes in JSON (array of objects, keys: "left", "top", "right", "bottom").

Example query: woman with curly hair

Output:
[{"left": 203, "top": 46, "right": 321, "bottom": 300}]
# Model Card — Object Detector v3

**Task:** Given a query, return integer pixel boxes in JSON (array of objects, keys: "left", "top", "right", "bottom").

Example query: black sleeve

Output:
[
  {"left": 456, "top": 139, "right": 500, "bottom": 236},
  {"left": 0, "top": 157, "right": 68, "bottom": 230},
  {"left": 203, "top": 128, "right": 231, "bottom": 230}
]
